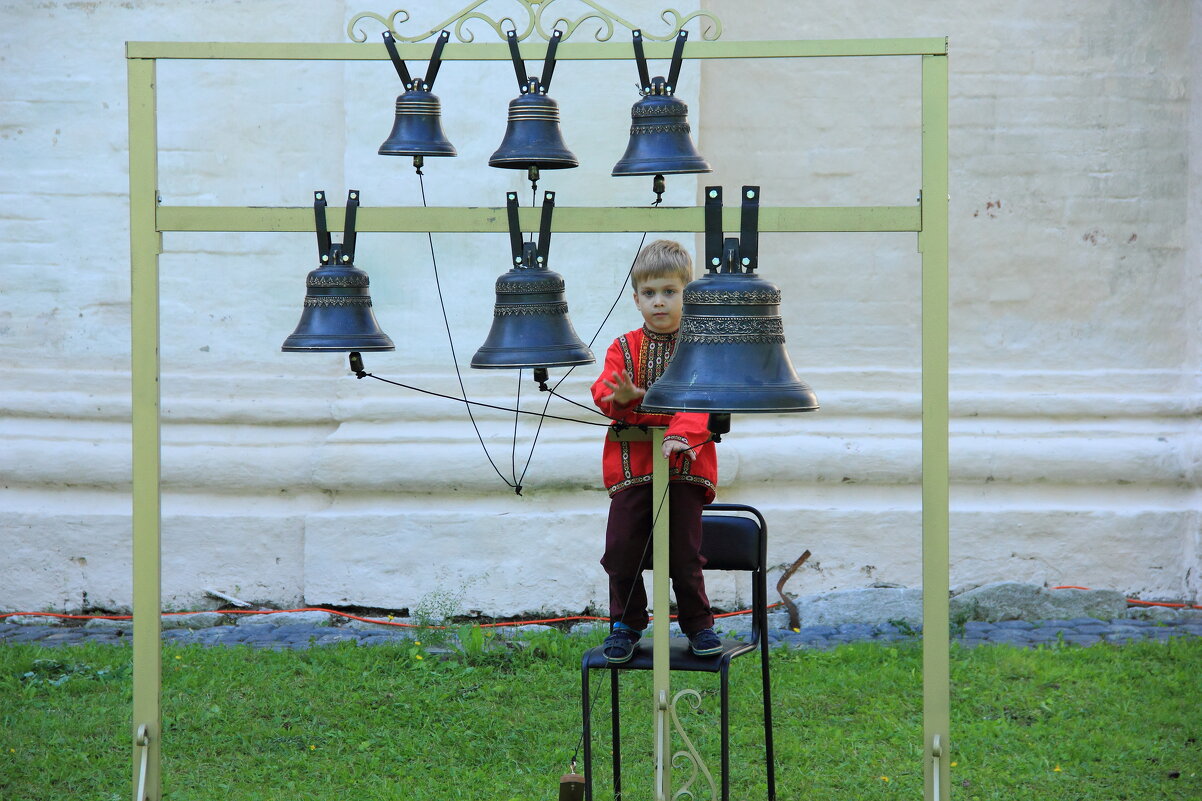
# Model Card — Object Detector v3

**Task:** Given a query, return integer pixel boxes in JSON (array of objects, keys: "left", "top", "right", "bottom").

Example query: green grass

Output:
[{"left": 1, "top": 633, "right": 1199, "bottom": 800}]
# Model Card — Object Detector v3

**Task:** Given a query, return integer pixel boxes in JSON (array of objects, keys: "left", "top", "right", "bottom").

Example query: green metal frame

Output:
[{"left": 126, "top": 35, "right": 949, "bottom": 801}]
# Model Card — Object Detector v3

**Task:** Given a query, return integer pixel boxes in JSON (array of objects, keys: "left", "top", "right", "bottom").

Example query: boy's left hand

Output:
[{"left": 663, "top": 439, "right": 695, "bottom": 461}]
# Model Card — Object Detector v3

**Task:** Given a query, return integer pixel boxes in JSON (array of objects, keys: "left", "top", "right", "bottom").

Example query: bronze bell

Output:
[
  {"left": 641, "top": 186, "right": 818, "bottom": 413},
  {"left": 472, "top": 191, "right": 594, "bottom": 369},
  {"left": 489, "top": 29, "right": 578, "bottom": 173},
  {"left": 282, "top": 190, "right": 395, "bottom": 352},
  {"left": 378, "top": 30, "right": 456, "bottom": 162},
  {"left": 612, "top": 29, "right": 711, "bottom": 178}
]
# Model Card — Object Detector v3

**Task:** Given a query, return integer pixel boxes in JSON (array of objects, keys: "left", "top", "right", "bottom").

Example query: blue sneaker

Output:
[
  {"left": 602, "top": 627, "right": 641, "bottom": 664},
  {"left": 688, "top": 628, "right": 722, "bottom": 657}
]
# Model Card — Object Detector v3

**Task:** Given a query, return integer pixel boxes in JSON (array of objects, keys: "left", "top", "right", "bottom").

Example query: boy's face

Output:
[{"left": 633, "top": 276, "right": 685, "bottom": 334}]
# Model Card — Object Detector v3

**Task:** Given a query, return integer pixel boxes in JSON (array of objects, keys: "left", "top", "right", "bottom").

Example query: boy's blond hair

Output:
[{"left": 631, "top": 239, "right": 693, "bottom": 290}]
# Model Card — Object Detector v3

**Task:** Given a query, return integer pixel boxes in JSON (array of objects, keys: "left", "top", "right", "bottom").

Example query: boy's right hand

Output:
[{"left": 599, "top": 370, "right": 645, "bottom": 406}]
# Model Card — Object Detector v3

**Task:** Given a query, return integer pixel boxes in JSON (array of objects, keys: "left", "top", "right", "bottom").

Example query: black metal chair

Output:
[{"left": 580, "top": 503, "right": 775, "bottom": 801}]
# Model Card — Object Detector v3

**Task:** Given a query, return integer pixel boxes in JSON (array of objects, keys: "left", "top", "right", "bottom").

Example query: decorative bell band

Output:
[
  {"left": 395, "top": 97, "right": 442, "bottom": 114},
  {"left": 496, "top": 277, "right": 565, "bottom": 294},
  {"left": 492, "top": 301, "right": 570, "bottom": 318},
  {"left": 684, "top": 288, "right": 782, "bottom": 305},
  {"left": 307, "top": 272, "right": 370, "bottom": 288},
  {"left": 680, "top": 315, "right": 786, "bottom": 344},
  {"left": 631, "top": 100, "right": 688, "bottom": 117},
  {"left": 303, "top": 295, "right": 374, "bottom": 309}
]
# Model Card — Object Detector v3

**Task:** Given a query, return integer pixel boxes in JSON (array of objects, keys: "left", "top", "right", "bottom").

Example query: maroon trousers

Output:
[{"left": 601, "top": 482, "right": 713, "bottom": 635}]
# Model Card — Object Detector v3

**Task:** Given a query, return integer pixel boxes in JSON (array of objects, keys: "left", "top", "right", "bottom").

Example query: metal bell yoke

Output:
[
  {"left": 489, "top": 29, "right": 578, "bottom": 175},
  {"left": 378, "top": 29, "right": 457, "bottom": 165},
  {"left": 612, "top": 29, "right": 711, "bottom": 181},
  {"left": 471, "top": 190, "right": 594, "bottom": 369},
  {"left": 641, "top": 186, "right": 818, "bottom": 413},
  {"left": 281, "top": 190, "right": 395, "bottom": 352}
]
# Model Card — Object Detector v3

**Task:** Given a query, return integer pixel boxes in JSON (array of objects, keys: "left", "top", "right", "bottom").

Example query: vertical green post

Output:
[
  {"left": 127, "top": 51, "right": 162, "bottom": 801},
  {"left": 920, "top": 49, "right": 951, "bottom": 801},
  {"left": 651, "top": 427, "right": 672, "bottom": 801}
]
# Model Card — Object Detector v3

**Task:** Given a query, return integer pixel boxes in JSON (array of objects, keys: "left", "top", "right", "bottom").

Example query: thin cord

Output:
[
  {"left": 362, "top": 372, "right": 611, "bottom": 427},
  {"left": 572, "top": 479, "right": 671, "bottom": 767},
  {"left": 418, "top": 171, "right": 517, "bottom": 490},
  {"left": 512, "top": 369, "right": 521, "bottom": 485}
]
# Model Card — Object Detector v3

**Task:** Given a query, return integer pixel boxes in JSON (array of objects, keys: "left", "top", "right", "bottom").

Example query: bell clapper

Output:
[
  {"left": 533, "top": 367, "right": 550, "bottom": 391},
  {"left": 707, "top": 412, "right": 731, "bottom": 443},
  {"left": 652, "top": 173, "right": 666, "bottom": 205},
  {"left": 412, "top": 154, "right": 424, "bottom": 175},
  {"left": 348, "top": 351, "right": 367, "bottom": 379},
  {"left": 527, "top": 164, "right": 540, "bottom": 192}
]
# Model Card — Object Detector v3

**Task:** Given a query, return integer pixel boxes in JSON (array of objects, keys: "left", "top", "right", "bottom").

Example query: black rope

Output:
[
  {"left": 511, "top": 369, "right": 522, "bottom": 487},
  {"left": 418, "top": 170, "right": 520, "bottom": 491},
  {"left": 571, "top": 478, "right": 671, "bottom": 768},
  {"left": 360, "top": 372, "right": 612, "bottom": 427}
]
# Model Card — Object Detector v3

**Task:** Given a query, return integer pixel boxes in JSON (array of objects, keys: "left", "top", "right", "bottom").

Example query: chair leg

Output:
[
  {"left": 611, "top": 669, "right": 622, "bottom": 800},
  {"left": 761, "top": 637, "right": 776, "bottom": 801}
]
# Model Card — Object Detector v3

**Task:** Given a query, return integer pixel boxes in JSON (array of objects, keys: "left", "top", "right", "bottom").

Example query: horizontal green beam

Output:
[
  {"left": 126, "top": 37, "right": 947, "bottom": 61},
  {"left": 156, "top": 204, "right": 920, "bottom": 233}
]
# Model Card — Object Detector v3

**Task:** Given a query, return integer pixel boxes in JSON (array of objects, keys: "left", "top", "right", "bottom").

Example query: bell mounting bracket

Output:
[
  {"left": 506, "top": 28, "right": 562, "bottom": 95},
  {"left": 382, "top": 29, "right": 449, "bottom": 91},
  {"left": 631, "top": 28, "right": 688, "bottom": 96},
  {"left": 506, "top": 190, "right": 556, "bottom": 269},
  {"left": 704, "top": 185, "right": 760, "bottom": 274},
  {"left": 314, "top": 189, "right": 360, "bottom": 265}
]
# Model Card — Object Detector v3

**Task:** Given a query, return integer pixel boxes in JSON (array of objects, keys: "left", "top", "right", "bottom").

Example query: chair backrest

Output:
[
  {"left": 699, "top": 504, "right": 768, "bottom": 645},
  {"left": 699, "top": 513, "right": 762, "bottom": 571},
  {"left": 642, "top": 503, "right": 766, "bottom": 572}
]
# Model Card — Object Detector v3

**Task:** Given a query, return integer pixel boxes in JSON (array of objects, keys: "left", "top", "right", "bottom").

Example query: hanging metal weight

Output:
[
  {"left": 489, "top": 29, "right": 578, "bottom": 173},
  {"left": 612, "top": 29, "right": 711, "bottom": 178},
  {"left": 281, "top": 190, "right": 395, "bottom": 353},
  {"left": 641, "top": 186, "right": 818, "bottom": 412},
  {"left": 471, "top": 191, "right": 594, "bottom": 369},
  {"left": 378, "top": 30, "right": 457, "bottom": 164}
]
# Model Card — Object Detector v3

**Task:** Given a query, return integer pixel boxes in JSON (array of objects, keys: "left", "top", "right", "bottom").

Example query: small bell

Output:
[
  {"left": 612, "top": 30, "right": 711, "bottom": 182},
  {"left": 558, "top": 761, "right": 585, "bottom": 801},
  {"left": 282, "top": 191, "right": 395, "bottom": 353},
  {"left": 641, "top": 186, "right": 817, "bottom": 413},
  {"left": 472, "top": 191, "right": 593, "bottom": 369},
  {"left": 489, "top": 29, "right": 577, "bottom": 177},
  {"left": 378, "top": 30, "right": 456, "bottom": 164}
]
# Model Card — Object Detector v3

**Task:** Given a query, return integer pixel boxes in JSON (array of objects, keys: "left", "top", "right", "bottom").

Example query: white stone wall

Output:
[{"left": 0, "top": 0, "right": 1197, "bottom": 615}]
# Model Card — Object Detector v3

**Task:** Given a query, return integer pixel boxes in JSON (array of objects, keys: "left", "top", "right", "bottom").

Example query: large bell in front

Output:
[
  {"left": 489, "top": 86, "right": 578, "bottom": 170},
  {"left": 281, "top": 254, "right": 394, "bottom": 352},
  {"left": 472, "top": 244, "right": 593, "bottom": 369},
  {"left": 378, "top": 88, "right": 456, "bottom": 157},
  {"left": 641, "top": 270, "right": 817, "bottom": 413},
  {"left": 612, "top": 85, "right": 710, "bottom": 176}
]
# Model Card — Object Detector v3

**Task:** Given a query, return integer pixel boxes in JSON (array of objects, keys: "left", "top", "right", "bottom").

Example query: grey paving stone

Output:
[
  {"left": 873, "top": 633, "right": 913, "bottom": 643},
  {"left": 837, "top": 623, "right": 877, "bottom": 638},
  {"left": 1073, "top": 624, "right": 1110, "bottom": 635},
  {"left": 7, "top": 628, "right": 56, "bottom": 642},
  {"left": 84, "top": 618, "right": 134, "bottom": 632},
  {"left": 43, "top": 631, "right": 88, "bottom": 643},
  {"left": 1108, "top": 619, "right": 1153, "bottom": 629},
  {"left": 985, "top": 629, "right": 1035, "bottom": 643},
  {"left": 162, "top": 612, "right": 226, "bottom": 630},
  {"left": 1102, "top": 631, "right": 1147, "bottom": 643},
  {"left": 994, "top": 620, "right": 1037, "bottom": 630}
]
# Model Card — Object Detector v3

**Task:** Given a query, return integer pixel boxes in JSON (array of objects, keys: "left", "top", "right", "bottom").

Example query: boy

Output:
[{"left": 591, "top": 239, "right": 721, "bottom": 663}]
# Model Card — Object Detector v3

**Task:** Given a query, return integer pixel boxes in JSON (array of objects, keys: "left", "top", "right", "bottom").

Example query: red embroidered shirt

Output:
[{"left": 591, "top": 326, "right": 718, "bottom": 502}]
